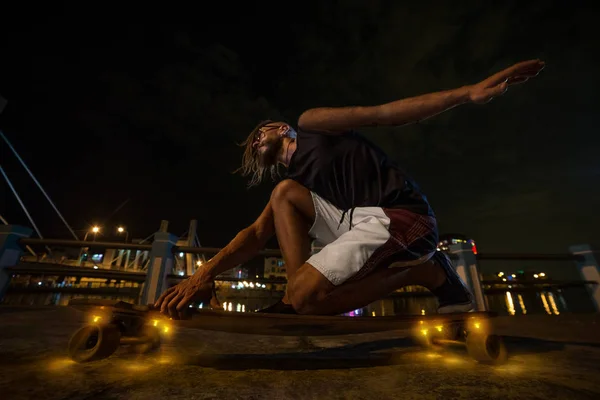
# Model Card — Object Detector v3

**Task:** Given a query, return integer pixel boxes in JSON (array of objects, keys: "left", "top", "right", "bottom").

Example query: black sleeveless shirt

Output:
[{"left": 286, "top": 128, "right": 434, "bottom": 217}]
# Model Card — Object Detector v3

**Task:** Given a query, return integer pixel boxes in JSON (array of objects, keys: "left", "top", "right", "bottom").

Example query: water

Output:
[{"left": 2, "top": 286, "right": 594, "bottom": 316}]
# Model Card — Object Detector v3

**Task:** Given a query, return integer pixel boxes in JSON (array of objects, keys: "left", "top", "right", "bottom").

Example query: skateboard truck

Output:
[{"left": 67, "top": 300, "right": 171, "bottom": 363}]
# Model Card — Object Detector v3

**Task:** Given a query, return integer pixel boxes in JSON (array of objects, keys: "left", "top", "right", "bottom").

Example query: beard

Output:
[{"left": 257, "top": 137, "right": 283, "bottom": 168}]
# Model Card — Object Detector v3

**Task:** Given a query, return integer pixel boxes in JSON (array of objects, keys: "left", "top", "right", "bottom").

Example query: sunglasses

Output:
[{"left": 254, "top": 124, "right": 280, "bottom": 143}]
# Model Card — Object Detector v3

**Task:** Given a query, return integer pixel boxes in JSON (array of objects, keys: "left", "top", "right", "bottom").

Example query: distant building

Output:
[
  {"left": 262, "top": 242, "right": 322, "bottom": 280},
  {"left": 264, "top": 257, "right": 286, "bottom": 279},
  {"left": 217, "top": 266, "right": 249, "bottom": 280},
  {"left": 491, "top": 270, "right": 548, "bottom": 282},
  {"left": 438, "top": 233, "right": 478, "bottom": 254}
]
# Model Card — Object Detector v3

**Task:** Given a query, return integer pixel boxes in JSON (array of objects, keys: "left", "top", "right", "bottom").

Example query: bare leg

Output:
[
  {"left": 269, "top": 180, "right": 315, "bottom": 303},
  {"left": 288, "top": 258, "right": 447, "bottom": 315},
  {"left": 210, "top": 282, "right": 222, "bottom": 310}
]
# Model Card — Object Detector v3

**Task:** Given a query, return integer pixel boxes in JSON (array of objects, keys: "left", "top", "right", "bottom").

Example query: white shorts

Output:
[{"left": 307, "top": 192, "right": 438, "bottom": 286}]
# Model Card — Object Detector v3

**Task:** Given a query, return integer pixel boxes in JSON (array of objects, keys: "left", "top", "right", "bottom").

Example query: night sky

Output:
[{"left": 1, "top": 1, "right": 598, "bottom": 255}]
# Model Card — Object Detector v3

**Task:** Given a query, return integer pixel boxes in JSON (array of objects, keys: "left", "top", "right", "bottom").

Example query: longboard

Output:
[{"left": 66, "top": 298, "right": 506, "bottom": 365}]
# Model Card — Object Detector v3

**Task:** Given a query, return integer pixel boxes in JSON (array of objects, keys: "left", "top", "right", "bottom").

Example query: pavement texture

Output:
[{"left": 1, "top": 305, "right": 599, "bottom": 400}]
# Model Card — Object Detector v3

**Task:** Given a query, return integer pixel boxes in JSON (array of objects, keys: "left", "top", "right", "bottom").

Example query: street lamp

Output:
[
  {"left": 82, "top": 226, "right": 100, "bottom": 241},
  {"left": 87, "top": 226, "right": 100, "bottom": 241},
  {"left": 78, "top": 225, "right": 101, "bottom": 265},
  {"left": 117, "top": 226, "right": 128, "bottom": 243}
]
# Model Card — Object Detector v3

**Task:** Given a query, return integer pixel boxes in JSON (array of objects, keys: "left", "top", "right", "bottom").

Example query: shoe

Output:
[
  {"left": 256, "top": 300, "right": 297, "bottom": 314},
  {"left": 430, "top": 251, "right": 475, "bottom": 314}
]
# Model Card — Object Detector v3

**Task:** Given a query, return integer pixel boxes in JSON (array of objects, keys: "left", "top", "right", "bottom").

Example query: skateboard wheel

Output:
[
  {"left": 129, "top": 326, "right": 161, "bottom": 354},
  {"left": 466, "top": 333, "right": 507, "bottom": 365},
  {"left": 68, "top": 324, "right": 121, "bottom": 363}
]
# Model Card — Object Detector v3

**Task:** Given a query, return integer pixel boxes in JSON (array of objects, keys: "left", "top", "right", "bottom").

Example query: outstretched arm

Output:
[
  {"left": 298, "top": 59, "right": 545, "bottom": 133},
  {"left": 298, "top": 87, "right": 470, "bottom": 133}
]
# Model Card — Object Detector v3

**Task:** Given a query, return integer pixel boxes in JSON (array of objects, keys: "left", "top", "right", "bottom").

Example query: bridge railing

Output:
[
  {"left": 1, "top": 225, "right": 598, "bottom": 312},
  {"left": 446, "top": 243, "right": 599, "bottom": 312},
  {"left": 475, "top": 253, "right": 581, "bottom": 261}
]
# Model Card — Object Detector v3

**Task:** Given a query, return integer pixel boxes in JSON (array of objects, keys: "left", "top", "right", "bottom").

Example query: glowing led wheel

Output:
[
  {"left": 68, "top": 324, "right": 121, "bottom": 363},
  {"left": 466, "top": 333, "right": 507, "bottom": 364}
]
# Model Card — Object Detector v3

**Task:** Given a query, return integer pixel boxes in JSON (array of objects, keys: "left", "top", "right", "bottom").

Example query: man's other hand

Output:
[
  {"left": 154, "top": 273, "right": 214, "bottom": 319},
  {"left": 468, "top": 59, "right": 545, "bottom": 104}
]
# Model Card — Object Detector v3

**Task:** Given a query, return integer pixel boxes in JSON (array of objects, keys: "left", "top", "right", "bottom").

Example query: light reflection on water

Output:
[
  {"left": 213, "top": 287, "right": 591, "bottom": 316},
  {"left": 2, "top": 286, "right": 594, "bottom": 316}
]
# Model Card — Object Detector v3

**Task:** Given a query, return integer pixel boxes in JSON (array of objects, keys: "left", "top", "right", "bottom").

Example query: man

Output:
[{"left": 156, "top": 59, "right": 545, "bottom": 319}]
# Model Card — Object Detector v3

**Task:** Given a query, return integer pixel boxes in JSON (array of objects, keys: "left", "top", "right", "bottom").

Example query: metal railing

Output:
[
  {"left": 19, "top": 237, "right": 591, "bottom": 261},
  {"left": 20, "top": 238, "right": 152, "bottom": 251},
  {"left": 175, "top": 245, "right": 283, "bottom": 257},
  {"left": 9, "top": 238, "right": 594, "bottom": 287},
  {"left": 10, "top": 237, "right": 597, "bottom": 304},
  {"left": 6, "top": 263, "right": 148, "bottom": 282}
]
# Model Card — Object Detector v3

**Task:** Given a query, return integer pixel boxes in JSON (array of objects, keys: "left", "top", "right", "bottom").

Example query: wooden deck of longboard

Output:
[{"left": 68, "top": 298, "right": 496, "bottom": 337}]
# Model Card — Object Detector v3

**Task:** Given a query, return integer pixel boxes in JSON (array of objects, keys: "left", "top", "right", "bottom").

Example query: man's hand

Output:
[
  {"left": 154, "top": 272, "right": 214, "bottom": 319},
  {"left": 468, "top": 59, "right": 545, "bottom": 104}
]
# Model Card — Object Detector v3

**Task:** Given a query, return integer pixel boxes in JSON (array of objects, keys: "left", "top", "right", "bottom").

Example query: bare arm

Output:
[
  {"left": 298, "top": 87, "right": 470, "bottom": 133},
  {"left": 298, "top": 59, "right": 545, "bottom": 134},
  {"left": 203, "top": 201, "right": 275, "bottom": 280},
  {"left": 154, "top": 201, "right": 275, "bottom": 316}
]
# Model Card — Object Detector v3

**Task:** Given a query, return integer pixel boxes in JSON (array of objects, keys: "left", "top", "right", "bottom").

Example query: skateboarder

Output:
[{"left": 156, "top": 60, "right": 545, "bottom": 319}]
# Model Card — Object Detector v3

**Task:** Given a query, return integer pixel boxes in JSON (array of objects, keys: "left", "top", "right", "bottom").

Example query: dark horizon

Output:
[{"left": 1, "top": 1, "right": 599, "bottom": 255}]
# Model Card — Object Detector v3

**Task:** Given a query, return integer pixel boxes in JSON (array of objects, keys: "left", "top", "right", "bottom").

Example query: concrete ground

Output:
[{"left": 1, "top": 305, "right": 599, "bottom": 400}]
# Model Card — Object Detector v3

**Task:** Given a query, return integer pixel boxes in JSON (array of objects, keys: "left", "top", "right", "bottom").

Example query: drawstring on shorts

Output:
[{"left": 337, "top": 207, "right": 356, "bottom": 231}]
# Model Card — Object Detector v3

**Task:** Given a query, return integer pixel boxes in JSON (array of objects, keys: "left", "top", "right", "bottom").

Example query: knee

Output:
[
  {"left": 270, "top": 179, "right": 315, "bottom": 222},
  {"left": 270, "top": 179, "right": 305, "bottom": 207}
]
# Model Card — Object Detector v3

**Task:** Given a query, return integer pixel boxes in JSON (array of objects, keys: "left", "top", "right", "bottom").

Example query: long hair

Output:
[{"left": 233, "top": 119, "right": 281, "bottom": 187}]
